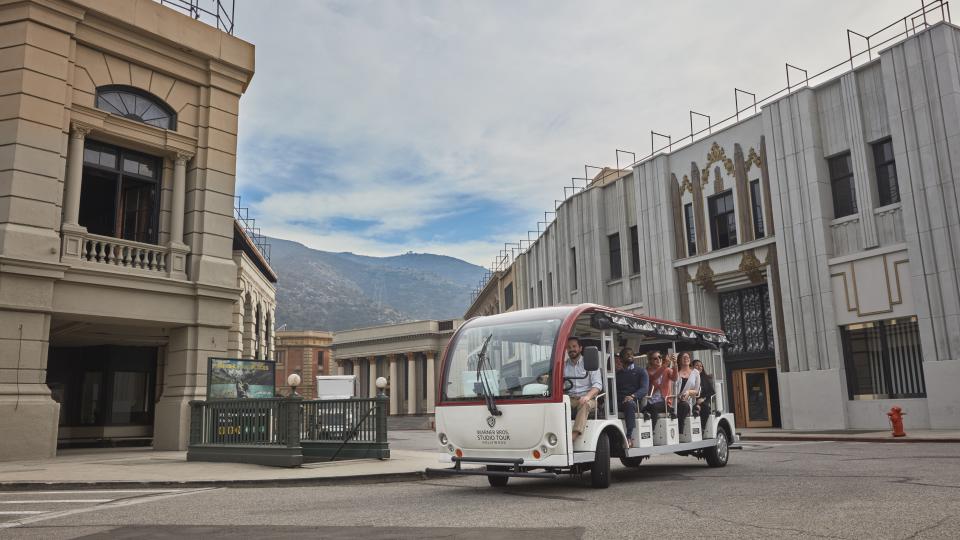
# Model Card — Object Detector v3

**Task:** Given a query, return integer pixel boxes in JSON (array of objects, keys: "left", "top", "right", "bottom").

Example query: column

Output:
[
  {"left": 368, "top": 357, "right": 376, "bottom": 398},
  {"left": 336, "top": 358, "right": 344, "bottom": 376},
  {"left": 406, "top": 352, "right": 416, "bottom": 415},
  {"left": 426, "top": 351, "right": 436, "bottom": 413},
  {"left": 62, "top": 124, "right": 91, "bottom": 227},
  {"left": 169, "top": 152, "right": 192, "bottom": 246},
  {"left": 389, "top": 355, "right": 399, "bottom": 415},
  {"left": 154, "top": 325, "right": 229, "bottom": 450}
]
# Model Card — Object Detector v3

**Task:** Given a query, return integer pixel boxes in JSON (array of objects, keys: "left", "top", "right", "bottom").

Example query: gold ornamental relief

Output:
[
  {"left": 739, "top": 249, "right": 766, "bottom": 283},
  {"left": 680, "top": 174, "right": 694, "bottom": 196},
  {"left": 692, "top": 261, "right": 716, "bottom": 291},
  {"left": 701, "top": 142, "right": 735, "bottom": 186},
  {"left": 746, "top": 147, "right": 762, "bottom": 172},
  {"left": 713, "top": 167, "right": 724, "bottom": 192}
]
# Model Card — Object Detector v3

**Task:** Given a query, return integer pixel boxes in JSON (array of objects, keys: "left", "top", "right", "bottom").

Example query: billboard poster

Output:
[{"left": 207, "top": 358, "right": 276, "bottom": 399}]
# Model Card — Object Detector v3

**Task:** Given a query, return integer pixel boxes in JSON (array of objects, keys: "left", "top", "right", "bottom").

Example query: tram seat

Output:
[{"left": 521, "top": 383, "right": 548, "bottom": 396}]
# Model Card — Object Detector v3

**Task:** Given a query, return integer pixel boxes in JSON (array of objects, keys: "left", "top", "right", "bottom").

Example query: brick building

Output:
[{"left": 275, "top": 331, "right": 334, "bottom": 399}]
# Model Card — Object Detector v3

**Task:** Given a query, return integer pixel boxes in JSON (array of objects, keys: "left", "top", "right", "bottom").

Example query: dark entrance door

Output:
[
  {"left": 720, "top": 284, "right": 781, "bottom": 428},
  {"left": 46, "top": 346, "right": 158, "bottom": 446}
]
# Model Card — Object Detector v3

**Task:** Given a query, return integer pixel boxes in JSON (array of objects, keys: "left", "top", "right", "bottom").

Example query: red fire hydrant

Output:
[{"left": 887, "top": 406, "right": 906, "bottom": 437}]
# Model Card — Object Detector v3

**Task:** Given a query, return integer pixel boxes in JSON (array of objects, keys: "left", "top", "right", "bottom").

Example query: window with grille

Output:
[
  {"left": 872, "top": 139, "right": 900, "bottom": 206},
  {"left": 684, "top": 203, "right": 697, "bottom": 256},
  {"left": 630, "top": 226, "right": 640, "bottom": 274},
  {"left": 750, "top": 179, "right": 765, "bottom": 238},
  {"left": 504, "top": 282, "right": 514, "bottom": 309},
  {"left": 95, "top": 86, "right": 176, "bottom": 130},
  {"left": 719, "top": 285, "right": 775, "bottom": 360},
  {"left": 608, "top": 233, "right": 622, "bottom": 279},
  {"left": 829, "top": 153, "right": 858, "bottom": 218},
  {"left": 841, "top": 317, "right": 925, "bottom": 399},
  {"left": 708, "top": 191, "right": 737, "bottom": 250}
]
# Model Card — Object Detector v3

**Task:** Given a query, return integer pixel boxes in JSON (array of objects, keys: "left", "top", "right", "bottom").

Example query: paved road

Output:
[{"left": 3, "top": 441, "right": 959, "bottom": 539}]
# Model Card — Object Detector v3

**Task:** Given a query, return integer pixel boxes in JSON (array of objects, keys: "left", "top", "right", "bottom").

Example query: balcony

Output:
[{"left": 61, "top": 228, "right": 189, "bottom": 280}]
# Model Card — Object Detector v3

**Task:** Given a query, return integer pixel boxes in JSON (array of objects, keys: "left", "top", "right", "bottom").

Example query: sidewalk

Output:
[
  {"left": 739, "top": 427, "right": 960, "bottom": 443},
  {"left": 0, "top": 431, "right": 461, "bottom": 490}
]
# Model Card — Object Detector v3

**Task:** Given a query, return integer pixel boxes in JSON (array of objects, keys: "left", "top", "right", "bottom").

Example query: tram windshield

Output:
[{"left": 442, "top": 317, "right": 562, "bottom": 401}]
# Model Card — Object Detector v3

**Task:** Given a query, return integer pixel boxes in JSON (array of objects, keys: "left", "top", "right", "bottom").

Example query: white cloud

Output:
[{"left": 233, "top": 0, "right": 912, "bottom": 267}]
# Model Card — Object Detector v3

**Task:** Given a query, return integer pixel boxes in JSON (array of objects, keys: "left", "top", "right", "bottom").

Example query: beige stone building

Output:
[
  {"left": 332, "top": 320, "right": 461, "bottom": 415},
  {"left": 0, "top": 0, "right": 275, "bottom": 460}
]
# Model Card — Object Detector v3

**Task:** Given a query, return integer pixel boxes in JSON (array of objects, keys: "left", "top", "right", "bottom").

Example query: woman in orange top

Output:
[{"left": 642, "top": 351, "right": 678, "bottom": 421}]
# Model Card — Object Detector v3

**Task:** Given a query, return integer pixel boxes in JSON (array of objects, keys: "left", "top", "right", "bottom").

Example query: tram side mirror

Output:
[{"left": 582, "top": 346, "right": 600, "bottom": 371}]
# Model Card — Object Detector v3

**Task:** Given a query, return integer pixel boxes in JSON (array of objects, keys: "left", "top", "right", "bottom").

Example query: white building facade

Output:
[{"left": 468, "top": 19, "right": 960, "bottom": 431}]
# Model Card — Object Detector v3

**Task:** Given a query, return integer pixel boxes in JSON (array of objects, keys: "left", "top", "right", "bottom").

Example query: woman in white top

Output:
[{"left": 675, "top": 352, "right": 700, "bottom": 434}]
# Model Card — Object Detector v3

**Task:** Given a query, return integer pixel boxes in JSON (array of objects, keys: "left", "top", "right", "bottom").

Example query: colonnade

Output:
[{"left": 336, "top": 351, "right": 438, "bottom": 415}]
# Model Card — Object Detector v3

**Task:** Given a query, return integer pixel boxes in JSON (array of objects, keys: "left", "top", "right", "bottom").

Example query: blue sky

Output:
[{"left": 232, "top": 0, "right": 909, "bottom": 266}]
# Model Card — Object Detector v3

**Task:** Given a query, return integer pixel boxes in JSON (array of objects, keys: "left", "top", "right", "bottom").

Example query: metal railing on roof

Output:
[
  {"left": 469, "top": 0, "right": 952, "bottom": 305},
  {"left": 235, "top": 196, "right": 271, "bottom": 263},
  {"left": 156, "top": 0, "right": 236, "bottom": 35}
]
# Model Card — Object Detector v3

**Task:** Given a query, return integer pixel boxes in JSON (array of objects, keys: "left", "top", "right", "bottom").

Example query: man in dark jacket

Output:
[{"left": 615, "top": 348, "right": 650, "bottom": 447}]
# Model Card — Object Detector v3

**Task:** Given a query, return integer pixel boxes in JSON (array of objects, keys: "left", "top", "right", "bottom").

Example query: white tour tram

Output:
[{"left": 426, "top": 304, "right": 741, "bottom": 489}]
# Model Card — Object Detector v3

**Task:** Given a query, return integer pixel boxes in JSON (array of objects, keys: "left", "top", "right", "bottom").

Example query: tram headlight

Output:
[
  {"left": 546, "top": 432, "right": 558, "bottom": 447},
  {"left": 446, "top": 444, "right": 455, "bottom": 453},
  {"left": 438, "top": 432, "right": 448, "bottom": 445}
]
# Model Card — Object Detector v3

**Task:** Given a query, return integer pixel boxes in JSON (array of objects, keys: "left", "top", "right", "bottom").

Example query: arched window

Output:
[{"left": 95, "top": 85, "right": 177, "bottom": 130}]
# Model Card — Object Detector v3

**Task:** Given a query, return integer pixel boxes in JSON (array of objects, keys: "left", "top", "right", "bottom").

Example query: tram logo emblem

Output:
[{"left": 486, "top": 416, "right": 496, "bottom": 428}]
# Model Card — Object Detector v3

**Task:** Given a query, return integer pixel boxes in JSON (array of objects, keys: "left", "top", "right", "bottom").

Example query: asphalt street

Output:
[{"left": 2, "top": 440, "right": 959, "bottom": 539}]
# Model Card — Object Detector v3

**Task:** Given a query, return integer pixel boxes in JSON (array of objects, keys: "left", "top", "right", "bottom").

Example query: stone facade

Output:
[
  {"left": 0, "top": 0, "right": 272, "bottom": 459},
  {"left": 468, "top": 21, "right": 960, "bottom": 430}
]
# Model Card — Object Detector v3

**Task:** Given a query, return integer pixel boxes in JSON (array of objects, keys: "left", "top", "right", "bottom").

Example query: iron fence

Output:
[{"left": 188, "top": 396, "right": 390, "bottom": 466}]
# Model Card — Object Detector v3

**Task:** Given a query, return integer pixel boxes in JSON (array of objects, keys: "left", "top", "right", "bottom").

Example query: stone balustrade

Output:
[
  {"left": 830, "top": 215, "right": 861, "bottom": 257},
  {"left": 875, "top": 204, "right": 905, "bottom": 246},
  {"left": 61, "top": 227, "right": 189, "bottom": 280}
]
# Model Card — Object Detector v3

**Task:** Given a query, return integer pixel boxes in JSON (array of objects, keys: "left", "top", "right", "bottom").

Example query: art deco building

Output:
[
  {"left": 468, "top": 7, "right": 960, "bottom": 431},
  {"left": 0, "top": 0, "right": 275, "bottom": 459}
]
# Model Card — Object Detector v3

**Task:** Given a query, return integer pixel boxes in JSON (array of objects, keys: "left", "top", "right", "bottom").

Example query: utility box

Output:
[
  {"left": 633, "top": 417, "right": 654, "bottom": 448},
  {"left": 653, "top": 417, "right": 679, "bottom": 446},
  {"left": 679, "top": 417, "right": 703, "bottom": 443},
  {"left": 315, "top": 375, "right": 357, "bottom": 400}
]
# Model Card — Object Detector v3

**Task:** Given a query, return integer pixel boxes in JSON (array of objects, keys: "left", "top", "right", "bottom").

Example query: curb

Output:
[
  {"left": 0, "top": 470, "right": 434, "bottom": 492},
  {"left": 740, "top": 435, "right": 960, "bottom": 444}
]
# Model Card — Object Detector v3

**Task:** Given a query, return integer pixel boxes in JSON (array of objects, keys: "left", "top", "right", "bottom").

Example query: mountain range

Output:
[{"left": 267, "top": 237, "right": 487, "bottom": 331}]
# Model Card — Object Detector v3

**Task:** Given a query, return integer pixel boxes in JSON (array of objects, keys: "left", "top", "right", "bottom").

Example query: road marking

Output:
[
  {"left": 0, "top": 489, "right": 189, "bottom": 495},
  {"left": 0, "top": 488, "right": 217, "bottom": 530},
  {"left": 1, "top": 499, "right": 113, "bottom": 504}
]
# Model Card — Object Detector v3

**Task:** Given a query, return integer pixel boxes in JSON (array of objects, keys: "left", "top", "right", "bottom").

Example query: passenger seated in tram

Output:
[
  {"left": 675, "top": 352, "right": 700, "bottom": 435},
  {"left": 563, "top": 336, "right": 602, "bottom": 441},
  {"left": 614, "top": 347, "right": 648, "bottom": 448},
  {"left": 641, "top": 351, "right": 677, "bottom": 422},
  {"left": 692, "top": 359, "right": 716, "bottom": 429}
]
